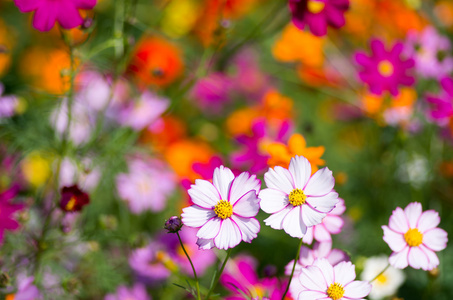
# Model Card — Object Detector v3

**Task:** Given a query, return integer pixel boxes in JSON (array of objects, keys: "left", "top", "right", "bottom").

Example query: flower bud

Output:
[
  {"left": 0, "top": 272, "right": 10, "bottom": 288},
  {"left": 164, "top": 216, "right": 183, "bottom": 233}
]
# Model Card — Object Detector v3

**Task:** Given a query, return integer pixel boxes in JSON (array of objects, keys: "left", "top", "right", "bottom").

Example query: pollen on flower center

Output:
[
  {"left": 376, "top": 274, "right": 387, "bottom": 284},
  {"left": 307, "top": 0, "right": 326, "bottom": 14},
  {"left": 214, "top": 200, "right": 233, "bottom": 219},
  {"left": 404, "top": 228, "right": 423, "bottom": 247},
  {"left": 377, "top": 60, "right": 394, "bottom": 77},
  {"left": 288, "top": 189, "right": 307, "bottom": 206},
  {"left": 65, "top": 196, "right": 77, "bottom": 211},
  {"left": 327, "top": 282, "right": 345, "bottom": 300}
]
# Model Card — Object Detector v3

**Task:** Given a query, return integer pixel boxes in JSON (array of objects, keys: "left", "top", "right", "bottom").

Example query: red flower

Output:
[{"left": 60, "top": 185, "right": 90, "bottom": 212}]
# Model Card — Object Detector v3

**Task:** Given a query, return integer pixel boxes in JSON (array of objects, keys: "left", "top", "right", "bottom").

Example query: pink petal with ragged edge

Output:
[
  {"left": 228, "top": 172, "right": 260, "bottom": 205},
  {"left": 259, "top": 188, "right": 289, "bottom": 214},
  {"left": 213, "top": 166, "right": 234, "bottom": 200},
  {"left": 214, "top": 218, "right": 241, "bottom": 250},
  {"left": 423, "top": 228, "right": 448, "bottom": 251},
  {"left": 304, "top": 167, "right": 335, "bottom": 196},
  {"left": 233, "top": 191, "right": 260, "bottom": 218},
  {"left": 382, "top": 226, "right": 407, "bottom": 252},
  {"left": 231, "top": 215, "right": 259, "bottom": 243},
  {"left": 264, "top": 166, "right": 294, "bottom": 194},
  {"left": 289, "top": 156, "right": 311, "bottom": 190}
]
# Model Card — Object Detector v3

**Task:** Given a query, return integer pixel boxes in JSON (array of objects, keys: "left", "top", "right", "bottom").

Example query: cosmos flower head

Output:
[
  {"left": 260, "top": 155, "right": 339, "bottom": 238},
  {"left": 104, "top": 283, "right": 151, "bottom": 300},
  {"left": 0, "top": 184, "right": 24, "bottom": 244},
  {"left": 13, "top": 0, "right": 97, "bottom": 32},
  {"left": 60, "top": 185, "right": 90, "bottom": 213},
  {"left": 355, "top": 39, "right": 415, "bottom": 96},
  {"left": 425, "top": 76, "right": 453, "bottom": 123},
  {"left": 382, "top": 202, "right": 448, "bottom": 271},
  {"left": 181, "top": 165, "right": 261, "bottom": 250},
  {"left": 296, "top": 258, "right": 371, "bottom": 300},
  {"left": 289, "top": 0, "right": 350, "bottom": 37}
]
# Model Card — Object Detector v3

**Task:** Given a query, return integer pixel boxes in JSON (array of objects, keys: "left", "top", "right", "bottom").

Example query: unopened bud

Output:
[
  {"left": 82, "top": 18, "right": 93, "bottom": 29},
  {"left": 263, "top": 265, "right": 277, "bottom": 278},
  {"left": 164, "top": 216, "right": 183, "bottom": 233},
  {"left": 428, "top": 267, "right": 440, "bottom": 279},
  {"left": 0, "top": 272, "right": 11, "bottom": 288}
]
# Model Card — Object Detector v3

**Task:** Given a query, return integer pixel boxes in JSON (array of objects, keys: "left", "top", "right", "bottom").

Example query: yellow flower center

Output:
[
  {"left": 288, "top": 189, "right": 307, "bottom": 206},
  {"left": 214, "top": 200, "right": 233, "bottom": 219},
  {"left": 404, "top": 228, "right": 423, "bottom": 247},
  {"left": 327, "top": 283, "right": 345, "bottom": 300},
  {"left": 65, "top": 196, "right": 77, "bottom": 211},
  {"left": 155, "top": 250, "right": 178, "bottom": 272},
  {"left": 377, "top": 60, "right": 394, "bottom": 77},
  {"left": 307, "top": 0, "right": 326, "bottom": 14},
  {"left": 376, "top": 274, "right": 387, "bottom": 284}
]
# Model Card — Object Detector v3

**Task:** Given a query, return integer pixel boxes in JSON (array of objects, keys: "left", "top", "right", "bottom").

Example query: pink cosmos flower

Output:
[
  {"left": 190, "top": 73, "right": 234, "bottom": 115},
  {"left": 105, "top": 283, "right": 151, "bottom": 300},
  {"left": 129, "top": 242, "right": 174, "bottom": 283},
  {"left": 289, "top": 0, "right": 350, "bottom": 37},
  {"left": 382, "top": 202, "right": 448, "bottom": 271},
  {"left": 302, "top": 198, "right": 345, "bottom": 244},
  {"left": 296, "top": 258, "right": 371, "bottom": 300},
  {"left": 0, "top": 184, "right": 24, "bottom": 244},
  {"left": 259, "top": 155, "right": 339, "bottom": 238},
  {"left": 181, "top": 166, "right": 261, "bottom": 250},
  {"left": 355, "top": 39, "right": 415, "bottom": 96},
  {"left": 425, "top": 77, "right": 453, "bottom": 123},
  {"left": 13, "top": 0, "right": 97, "bottom": 32},
  {"left": 0, "top": 83, "right": 19, "bottom": 119},
  {"left": 8, "top": 275, "right": 41, "bottom": 300},
  {"left": 287, "top": 242, "right": 350, "bottom": 298}
]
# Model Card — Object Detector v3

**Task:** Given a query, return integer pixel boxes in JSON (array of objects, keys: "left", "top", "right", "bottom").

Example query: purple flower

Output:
[
  {"left": 129, "top": 242, "right": 173, "bottom": 283},
  {"left": 426, "top": 77, "right": 453, "bottom": 123},
  {"left": 289, "top": 0, "right": 350, "bottom": 37},
  {"left": 404, "top": 26, "right": 453, "bottom": 80},
  {"left": 0, "top": 83, "right": 19, "bottom": 119},
  {"left": 355, "top": 39, "right": 415, "bottom": 96},
  {"left": 116, "top": 157, "right": 175, "bottom": 214},
  {"left": 10, "top": 275, "right": 41, "bottom": 300},
  {"left": 191, "top": 73, "right": 234, "bottom": 114},
  {"left": 0, "top": 184, "right": 24, "bottom": 244},
  {"left": 105, "top": 283, "right": 151, "bottom": 300}
]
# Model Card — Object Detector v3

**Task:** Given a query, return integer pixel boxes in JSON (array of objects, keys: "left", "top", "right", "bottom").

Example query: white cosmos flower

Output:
[
  {"left": 361, "top": 256, "right": 405, "bottom": 300},
  {"left": 259, "top": 155, "right": 339, "bottom": 238},
  {"left": 181, "top": 166, "right": 261, "bottom": 250}
]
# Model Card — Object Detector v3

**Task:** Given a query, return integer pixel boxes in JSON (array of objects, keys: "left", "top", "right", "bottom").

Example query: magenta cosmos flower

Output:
[
  {"left": 259, "top": 155, "right": 339, "bottom": 238},
  {"left": 355, "top": 39, "right": 415, "bottom": 96},
  {"left": 382, "top": 202, "right": 448, "bottom": 271},
  {"left": 181, "top": 166, "right": 261, "bottom": 250},
  {"left": 0, "top": 184, "right": 24, "bottom": 244},
  {"left": 13, "top": 0, "right": 97, "bottom": 32},
  {"left": 289, "top": 0, "right": 350, "bottom": 37},
  {"left": 426, "top": 77, "right": 453, "bottom": 123},
  {"left": 297, "top": 258, "right": 371, "bottom": 300}
]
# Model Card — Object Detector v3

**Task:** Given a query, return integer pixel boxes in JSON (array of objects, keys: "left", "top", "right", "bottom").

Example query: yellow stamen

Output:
[
  {"left": 214, "top": 200, "right": 233, "bottom": 219},
  {"left": 376, "top": 274, "right": 387, "bottom": 284},
  {"left": 288, "top": 189, "right": 307, "bottom": 206},
  {"left": 378, "top": 60, "right": 394, "bottom": 77},
  {"left": 65, "top": 196, "right": 77, "bottom": 211},
  {"left": 307, "top": 0, "right": 326, "bottom": 14},
  {"left": 404, "top": 228, "right": 423, "bottom": 247},
  {"left": 327, "top": 282, "right": 345, "bottom": 300}
]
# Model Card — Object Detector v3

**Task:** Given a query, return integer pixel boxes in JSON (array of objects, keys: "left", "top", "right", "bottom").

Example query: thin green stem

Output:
[
  {"left": 176, "top": 232, "right": 201, "bottom": 300},
  {"left": 282, "top": 238, "right": 304, "bottom": 300},
  {"left": 205, "top": 248, "right": 232, "bottom": 300},
  {"left": 369, "top": 263, "right": 390, "bottom": 283}
]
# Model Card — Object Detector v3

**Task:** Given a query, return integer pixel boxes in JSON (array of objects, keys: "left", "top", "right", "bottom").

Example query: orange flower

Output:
[
  {"left": 128, "top": 36, "right": 184, "bottom": 87},
  {"left": 141, "top": 115, "right": 187, "bottom": 151},
  {"left": 361, "top": 88, "right": 416, "bottom": 120},
  {"left": 261, "top": 89, "right": 294, "bottom": 121},
  {"left": 434, "top": 1, "right": 453, "bottom": 29},
  {"left": 19, "top": 47, "right": 74, "bottom": 94},
  {"left": 266, "top": 133, "right": 325, "bottom": 173},
  {"left": 0, "top": 20, "right": 15, "bottom": 77},
  {"left": 273, "top": 23, "right": 324, "bottom": 68}
]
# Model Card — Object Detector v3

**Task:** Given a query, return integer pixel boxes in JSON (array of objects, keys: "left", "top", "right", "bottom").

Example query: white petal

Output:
[
  {"left": 408, "top": 247, "right": 429, "bottom": 270},
  {"left": 302, "top": 227, "right": 314, "bottom": 244},
  {"left": 213, "top": 166, "right": 234, "bottom": 200},
  {"left": 282, "top": 206, "right": 307, "bottom": 238},
  {"left": 231, "top": 215, "right": 260, "bottom": 243},
  {"left": 330, "top": 198, "right": 346, "bottom": 215},
  {"left": 382, "top": 226, "right": 407, "bottom": 252},
  {"left": 419, "top": 245, "right": 440, "bottom": 270},
  {"left": 233, "top": 190, "right": 260, "bottom": 217},
  {"left": 389, "top": 246, "right": 409, "bottom": 269},
  {"left": 214, "top": 218, "right": 242, "bottom": 250},
  {"left": 313, "top": 258, "right": 334, "bottom": 285},
  {"left": 423, "top": 228, "right": 448, "bottom": 251},
  {"left": 323, "top": 215, "right": 344, "bottom": 234},
  {"left": 404, "top": 202, "right": 422, "bottom": 228},
  {"left": 264, "top": 166, "right": 294, "bottom": 194},
  {"left": 333, "top": 261, "right": 355, "bottom": 286},
  {"left": 264, "top": 205, "right": 292, "bottom": 230},
  {"left": 197, "top": 238, "right": 215, "bottom": 250},
  {"left": 181, "top": 205, "right": 216, "bottom": 227},
  {"left": 299, "top": 265, "right": 328, "bottom": 292},
  {"left": 297, "top": 290, "right": 328, "bottom": 300},
  {"left": 313, "top": 224, "right": 331, "bottom": 242},
  {"left": 289, "top": 156, "right": 311, "bottom": 189},
  {"left": 259, "top": 188, "right": 289, "bottom": 214},
  {"left": 188, "top": 180, "right": 220, "bottom": 208},
  {"left": 417, "top": 210, "right": 440, "bottom": 233},
  {"left": 306, "top": 191, "right": 339, "bottom": 213},
  {"left": 228, "top": 172, "right": 261, "bottom": 205},
  {"left": 196, "top": 217, "right": 221, "bottom": 239},
  {"left": 304, "top": 167, "right": 335, "bottom": 196},
  {"left": 389, "top": 207, "right": 410, "bottom": 234},
  {"left": 343, "top": 281, "right": 372, "bottom": 299},
  {"left": 302, "top": 206, "right": 326, "bottom": 227}
]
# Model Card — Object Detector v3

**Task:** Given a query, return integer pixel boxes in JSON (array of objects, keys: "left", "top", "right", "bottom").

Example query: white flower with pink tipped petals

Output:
[
  {"left": 382, "top": 202, "right": 448, "bottom": 271},
  {"left": 181, "top": 166, "right": 261, "bottom": 250},
  {"left": 259, "top": 155, "right": 339, "bottom": 238},
  {"left": 297, "top": 258, "right": 371, "bottom": 300}
]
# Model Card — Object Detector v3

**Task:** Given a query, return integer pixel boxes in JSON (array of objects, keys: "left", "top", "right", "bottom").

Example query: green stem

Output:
[
  {"left": 176, "top": 232, "right": 201, "bottom": 300},
  {"left": 281, "top": 238, "right": 303, "bottom": 300},
  {"left": 369, "top": 263, "right": 390, "bottom": 283},
  {"left": 205, "top": 248, "right": 232, "bottom": 300}
]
